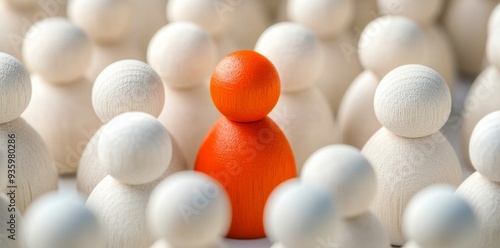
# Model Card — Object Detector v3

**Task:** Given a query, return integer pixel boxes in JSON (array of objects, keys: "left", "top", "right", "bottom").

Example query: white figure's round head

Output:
[
  {"left": 23, "top": 193, "right": 103, "bottom": 248},
  {"left": 377, "top": 0, "right": 444, "bottom": 27},
  {"left": 404, "top": 185, "right": 478, "bottom": 248},
  {"left": 255, "top": 22, "right": 323, "bottom": 92},
  {"left": 469, "top": 111, "right": 500, "bottom": 182},
  {"left": 287, "top": 0, "right": 354, "bottom": 38},
  {"left": 265, "top": 179, "right": 339, "bottom": 248},
  {"left": 359, "top": 16, "right": 427, "bottom": 79},
  {"left": 23, "top": 18, "right": 91, "bottom": 84},
  {"left": 92, "top": 60, "right": 165, "bottom": 123},
  {"left": 488, "top": 3, "right": 500, "bottom": 34},
  {"left": 99, "top": 112, "right": 172, "bottom": 185},
  {"left": 0, "top": 53, "right": 31, "bottom": 124},
  {"left": 301, "top": 144, "right": 377, "bottom": 218},
  {"left": 167, "top": 0, "right": 234, "bottom": 36},
  {"left": 69, "top": 0, "right": 133, "bottom": 44},
  {"left": 148, "top": 22, "right": 217, "bottom": 89},
  {"left": 375, "top": 64, "right": 451, "bottom": 138},
  {"left": 147, "top": 171, "right": 231, "bottom": 247}
]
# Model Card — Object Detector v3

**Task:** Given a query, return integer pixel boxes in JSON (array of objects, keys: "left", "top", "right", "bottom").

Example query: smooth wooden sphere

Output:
[
  {"left": 377, "top": 0, "right": 444, "bottom": 27},
  {"left": 23, "top": 193, "right": 103, "bottom": 248},
  {"left": 99, "top": 112, "right": 172, "bottom": 185},
  {"left": 167, "top": 0, "right": 233, "bottom": 36},
  {"left": 210, "top": 50, "right": 280, "bottom": 122},
  {"left": 0, "top": 53, "right": 31, "bottom": 124},
  {"left": 456, "top": 172, "right": 500, "bottom": 248},
  {"left": 287, "top": 0, "right": 354, "bottom": 38},
  {"left": 92, "top": 59, "right": 165, "bottom": 123},
  {"left": 488, "top": 3, "right": 500, "bottom": 34},
  {"left": 86, "top": 176, "right": 159, "bottom": 248},
  {"left": 404, "top": 185, "right": 477, "bottom": 248},
  {"left": 301, "top": 144, "right": 377, "bottom": 218},
  {"left": 147, "top": 171, "right": 231, "bottom": 247},
  {"left": 358, "top": 16, "right": 427, "bottom": 79},
  {"left": 362, "top": 128, "right": 462, "bottom": 245},
  {"left": 469, "top": 111, "right": 500, "bottom": 182},
  {"left": 265, "top": 180, "right": 339, "bottom": 248},
  {"left": 375, "top": 64, "right": 451, "bottom": 138},
  {"left": 23, "top": 18, "right": 91, "bottom": 84},
  {"left": 255, "top": 22, "right": 323, "bottom": 92},
  {"left": 487, "top": 28, "right": 500, "bottom": 70},
  {"left": 147, "top": 22, "right": 217, "bottom": 89},
  {"left": 69, "top": 0, "right": 133, "bottom": 44}
]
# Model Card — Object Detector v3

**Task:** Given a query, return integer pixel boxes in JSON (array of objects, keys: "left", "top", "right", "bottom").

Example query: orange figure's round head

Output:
[{"left": 210, "top": 50, "right": 280, "bottom": 122}]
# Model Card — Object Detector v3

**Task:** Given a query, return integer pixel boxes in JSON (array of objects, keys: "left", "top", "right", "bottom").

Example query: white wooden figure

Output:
[
  {"left": 403, "top": 185, "right": 478, "bottom": 248},
  {"left": 0, "top": 0, "right": 41, "bottom": 63},
  {"left": 377, "top": 0, "right": 456, "bottom": 89},
  {"left": 301, "top": 144, "right": 390, "bottom": 248},
  {"left": 86, "top": 112, "right": 176, "bottom": 248},
  {"left": 130, "top": 0, "right": 168, "bottom": 56},
  {"left": 167, "top": 0, "right": 238, "bottom": 59},
  {"left": 147, "top": 171, "right": 231, "bottom": 248},
  {"left": 69, "top": 0, "right": 144, "bottom": 82},
  {"left": 362, "top": 64, "right": 462, "bottom": 246},
  {"left": 288, "top": 0, "right": 363, "bottom": 116},
  {"left": 461, "top": 17, "right": 500, "bottom": 168},
  {"left": 23, "top": 193, "right": 103, "bottom": 248},
  {"left": 264, "top": 179, "right": 340, "bottom": 248},
  {"left": 21, "top": 18, "right": 101, "bottom": 176},
  {"left": 456, "top": 111, "right": 500, "bottom": 248},
  {"left": 0, "top": 52, "right": 58, "bottom": 213},
  {"left": 337, "top": 16, "right": 427, "bottom": 149},
  {"left": 443, "top": 0, "right": 499, "bottom": 76},
  {"left": 76, "top": 60, "right": 186, "bottom": 197},
  {"left": 148, "top": 22, "right": 220, "bottom": 168},
  {"left": 255, "top": 22, "right": 336, "bottom": 171}
]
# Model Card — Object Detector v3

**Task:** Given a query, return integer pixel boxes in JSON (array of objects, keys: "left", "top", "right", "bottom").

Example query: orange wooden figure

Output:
[{"left": 195, "top": 50, "right": 297, "bottom": 239}]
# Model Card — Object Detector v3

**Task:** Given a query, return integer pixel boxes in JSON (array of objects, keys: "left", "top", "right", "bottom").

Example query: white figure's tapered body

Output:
[
  {"left": 255, "top": 22, "right": 336, "bottom": 171},
  {"left": 362, "top": 65, "right": 462, "bottom": 246},
  {"left": 148, "top": 22, "right": 219, "bottom": 168}
]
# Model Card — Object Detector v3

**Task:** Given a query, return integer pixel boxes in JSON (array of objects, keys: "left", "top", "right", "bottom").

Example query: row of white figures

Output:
[{"left": 461, "top": 3, "right": 500, "bottom": 169}]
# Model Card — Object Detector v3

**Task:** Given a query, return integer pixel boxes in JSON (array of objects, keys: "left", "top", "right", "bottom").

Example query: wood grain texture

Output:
[
  {"left": 0, "top": 53, "right": 31, "bottom": 124},
  {"left": 362, "top": 128, "right": 462, "bottom": 246},
  {"left": 195, "top": 117, "right": 297, "bottom": 239},
  {"left": 456, "top": 172, "right": 500, "bottom": 248},
  {"left": 469, "top": 111, "right": 500, "bottom": 182}
]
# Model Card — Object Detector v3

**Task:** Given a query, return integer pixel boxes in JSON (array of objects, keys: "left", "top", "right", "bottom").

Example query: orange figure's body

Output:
[{"left": 195, "top": 50, "right": 297, "bottom": 239}]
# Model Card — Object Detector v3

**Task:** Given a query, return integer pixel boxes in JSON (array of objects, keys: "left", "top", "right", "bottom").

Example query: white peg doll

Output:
[
  {"left": 403, "top": 185, "right": 478, "bottom": 248},
  {"left": 265, "top": 179, "right": 340, "bottom": 248},
  {"left": 86, "top": 112, "right": 175, "bottom": 248},
  {"left": 147, "top": 171, "right": 231, "bottom": 248},
  {"left": 443, "top": 0, "right": 499, "bottom": 76},
  {"left": 255, "top": 22, "right": 336, "bottom": 171},
  {"left": 362, "top": 64, "right": 462, "bottom": 246},
  {"left": 288, "top": 0, "right": 363, "bottom": 116},
  {"left": 23, "top": 193, "right": 103, "bottom": 248},
  {"left": 456, "top": 111, "right": 500, "bottom": 248},
  {"left": 0, "top": 0, "right": 41, "bottom": 62},
  {"left": 76, "top": 60, "right": 186, "bottom": 197},
  {"left": 461, "top": 13, "right": 500, "bottom": 168},
  {"left": 301, "top": 144, "right": 390, "bottom": 248},
  {"left": 0, "top": 53, "right": 58, "bottom": 213},
  {"left": 337, "top": 16, "right": 428, "bottom": 149},
  {"left": 167, "top": 0, "right": 238, "bottom": 59},
  {"left": 21, "top": 18, "right": 101, "bottom": 176},
  {"left": 69, "top": 0, "right": 144, "bottom": 82},
  {"left": 148, "top": 22, "right": 220, "bottom": 168}
]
